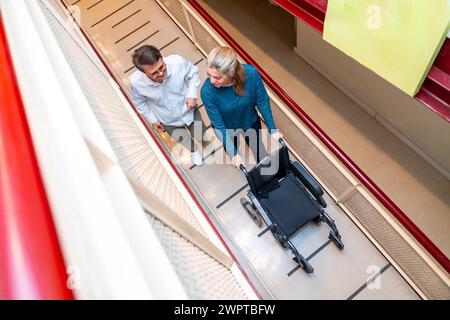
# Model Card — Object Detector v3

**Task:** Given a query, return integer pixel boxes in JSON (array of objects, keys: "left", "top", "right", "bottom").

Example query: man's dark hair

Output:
[{"left": 132, "top": 45, "right": 162, "bottom": 72}]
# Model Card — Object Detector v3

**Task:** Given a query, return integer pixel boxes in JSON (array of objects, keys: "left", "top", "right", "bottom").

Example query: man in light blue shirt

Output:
[{"left": 130, "top": 45, "right": 205, "bottom": 166}]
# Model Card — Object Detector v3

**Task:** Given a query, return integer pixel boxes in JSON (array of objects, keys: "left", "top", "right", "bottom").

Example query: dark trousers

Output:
[
  {"left": 233, "top": 119, "right": 267, "bottom": 163},
  {"left": 164, "top": 109, "right": 206, "bottom": 153}
]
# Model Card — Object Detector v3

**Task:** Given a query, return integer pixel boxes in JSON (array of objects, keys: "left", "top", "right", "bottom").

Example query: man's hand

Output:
[
  {"left": 152, "top": 121, "right": 165, "bottom": 133},
  {"left": 232, "top": 154, "right": 244, "bottom": 169},
  {"left": 186, "top": 98, "right": 198, "bottom": 111},
  {"left": 271, "top": 131, "right": 284, "bottom": 141}
]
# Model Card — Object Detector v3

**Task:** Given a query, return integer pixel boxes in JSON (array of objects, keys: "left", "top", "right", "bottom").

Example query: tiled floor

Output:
[{"left": 61, "top": 0, "right": 420, "bottom": 299}]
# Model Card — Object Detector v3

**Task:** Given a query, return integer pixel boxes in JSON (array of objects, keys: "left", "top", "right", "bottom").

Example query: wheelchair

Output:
[{"left": 240, "top": 139, "right": 344, "bottom": 274}]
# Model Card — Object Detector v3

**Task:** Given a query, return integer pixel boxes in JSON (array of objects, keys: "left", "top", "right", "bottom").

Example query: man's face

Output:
[{"left": 143, "top": 58, "right": 167, "bottom": 83}]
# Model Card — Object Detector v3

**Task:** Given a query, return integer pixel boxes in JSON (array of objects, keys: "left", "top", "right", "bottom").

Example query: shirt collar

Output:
[{"left": 165, "top": 57, "right": 173, "bottom": 78}]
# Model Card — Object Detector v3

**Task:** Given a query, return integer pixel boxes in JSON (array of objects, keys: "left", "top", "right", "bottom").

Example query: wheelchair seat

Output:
[{"left": 259, "top": 174, "right": 321, "bottom": 238}]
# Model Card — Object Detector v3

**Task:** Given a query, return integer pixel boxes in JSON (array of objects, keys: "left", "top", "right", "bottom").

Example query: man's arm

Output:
[
  {"left": 182, "top": 57, "right": 200, "bottom": 100},
  {"left": 131, "top": 86, "right": 164, "bottom": 131}
]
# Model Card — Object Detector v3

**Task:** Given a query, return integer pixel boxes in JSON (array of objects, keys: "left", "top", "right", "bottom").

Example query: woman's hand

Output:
[
  {"left": 232, "top": 154, "right": 244, "bottom": 169},
  {"left": 271, "top": 131, "right": 284, "bottom": 141}
]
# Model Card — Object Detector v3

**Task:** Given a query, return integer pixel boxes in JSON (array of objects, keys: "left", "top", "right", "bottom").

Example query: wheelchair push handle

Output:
[
  {"left": 239, "top": 139, "right": 285, "bottom": 174},
  {"left": 238, "top": 138, "right": 286, "bottom": 175},
  {"left": 239, "top": 164, "right": 248, "bottom": 174}
]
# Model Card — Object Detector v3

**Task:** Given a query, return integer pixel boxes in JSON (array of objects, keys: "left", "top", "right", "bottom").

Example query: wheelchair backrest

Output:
[{"left": 246, "top": 144, "right": 290, "bottom": 195}]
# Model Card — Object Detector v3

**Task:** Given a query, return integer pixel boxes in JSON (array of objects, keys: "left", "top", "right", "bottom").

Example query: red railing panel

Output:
[
  {"left": 0, "top": 14, "right": 74, "bottom": 300},
  {"left": 273, "top": 0, "right": 324, "bottom": 33}
]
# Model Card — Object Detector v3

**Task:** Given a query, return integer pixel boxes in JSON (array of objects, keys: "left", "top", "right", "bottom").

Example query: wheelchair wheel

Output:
[
  {"left": 329, "top": 232, "right": 344, "bottom": 250},
  {"left": 313, "top": 215, "right": 322, "bottom": 226},
  {"left": 240, "top": 198, "right": 262, "bottom": 227},
  {"left": 293, "top": 256, "right": 314, "bottom": 274},
  {"left": 279, "top": 240, "right": 288, "bottom": 249},
  {"left": 274, "top": 233, "right": 288, "bottom": 249}
]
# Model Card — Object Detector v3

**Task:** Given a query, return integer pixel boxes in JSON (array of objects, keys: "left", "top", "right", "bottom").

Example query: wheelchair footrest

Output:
[{"left": 240, "top": 198, "right": 262, "bottom": 227}]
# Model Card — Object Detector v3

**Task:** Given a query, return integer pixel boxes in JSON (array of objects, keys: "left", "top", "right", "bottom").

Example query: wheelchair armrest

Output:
[{"left": 291, "top": 161, "right": 327, "bottom": 208}]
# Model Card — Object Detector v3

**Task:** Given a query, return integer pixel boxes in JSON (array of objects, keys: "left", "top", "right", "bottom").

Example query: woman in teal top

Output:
[{"left": 201, "top": 46, "right": 283, "bottom": 168}]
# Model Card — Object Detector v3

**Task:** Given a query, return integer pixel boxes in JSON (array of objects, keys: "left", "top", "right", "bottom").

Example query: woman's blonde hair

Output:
[{"left": 208, "top": 46, "right": 245, "bottom": 96}]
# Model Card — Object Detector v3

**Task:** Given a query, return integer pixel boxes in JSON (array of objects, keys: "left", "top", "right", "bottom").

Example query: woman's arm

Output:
[
  {"left": 254, "top": 69, "right": 276, "bottom": 133},
  {"left": 201, "top": 88, "right": 237, "bottom": 157}
]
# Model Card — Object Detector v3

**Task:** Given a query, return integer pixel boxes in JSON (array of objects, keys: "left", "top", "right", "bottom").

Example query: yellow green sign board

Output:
[{"left": 323, "top": 0, "right": 450, "bottom": 96}]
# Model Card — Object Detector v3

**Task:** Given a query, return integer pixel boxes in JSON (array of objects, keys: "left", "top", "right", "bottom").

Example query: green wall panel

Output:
[{"left": 323, "top": 0, "right": 450, "bottom": 96}]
